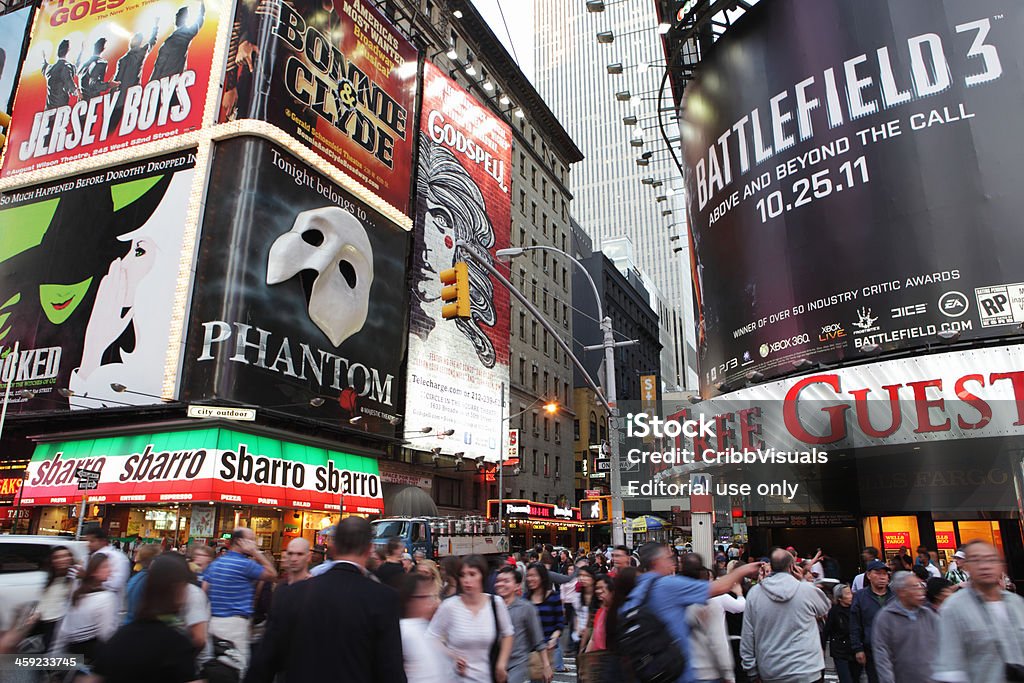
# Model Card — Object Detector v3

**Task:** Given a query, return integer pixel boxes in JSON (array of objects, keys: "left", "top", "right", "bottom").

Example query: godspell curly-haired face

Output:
[{"left": 266, "top": 206, "right": 374, "bottom": 347}]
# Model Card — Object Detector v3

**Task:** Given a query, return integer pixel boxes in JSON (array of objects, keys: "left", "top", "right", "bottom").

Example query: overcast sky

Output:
[{"left": 471, "top": 0, "right": 536, "bottom": 83}]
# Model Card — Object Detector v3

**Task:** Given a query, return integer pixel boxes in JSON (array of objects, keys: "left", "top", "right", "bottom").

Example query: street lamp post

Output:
[{"left": 490, "top": 245, "right": 632, "bottom": 546}]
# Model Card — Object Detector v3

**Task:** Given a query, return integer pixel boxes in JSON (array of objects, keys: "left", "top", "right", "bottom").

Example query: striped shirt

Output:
[
  {"left": 204, "top": 550, "right": 264, "bottom": 618},
  {"left": 532, "top": 591, "right": 566, "bottom": 639}
]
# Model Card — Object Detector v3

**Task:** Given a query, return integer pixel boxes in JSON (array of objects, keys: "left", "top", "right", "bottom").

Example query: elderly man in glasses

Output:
[{"left": 871, "top": 570, "right": 939, "bottom": 683}]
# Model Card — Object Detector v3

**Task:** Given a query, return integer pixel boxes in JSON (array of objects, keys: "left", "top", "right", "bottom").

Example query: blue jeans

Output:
[
  {"left": 551, "top": 641, "right": 565, "bottom": 671},
  {"left": 834, "top": 658, "right": 863, "bottom": 683}
]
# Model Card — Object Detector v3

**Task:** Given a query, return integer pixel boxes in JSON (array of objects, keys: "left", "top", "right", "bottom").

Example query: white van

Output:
[{"left": 0, "top": 535, "right": 89, "bottom": 630}]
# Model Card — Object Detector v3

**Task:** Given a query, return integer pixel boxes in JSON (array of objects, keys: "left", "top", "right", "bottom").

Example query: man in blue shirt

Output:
[
  {"left": 203, "top": 527, "right": 276, "bottom": 675},
  {"left": 622, "top": 542, "right": 759, "bottom": 683}
]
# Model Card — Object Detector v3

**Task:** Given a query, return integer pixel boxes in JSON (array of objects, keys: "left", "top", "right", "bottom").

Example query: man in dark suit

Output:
[{"left": 244, "top": 517, "right": 406, "bottom": 683}]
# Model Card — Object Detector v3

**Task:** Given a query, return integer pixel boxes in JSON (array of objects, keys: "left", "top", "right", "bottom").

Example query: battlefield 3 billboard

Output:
[{"left": 682, "top": 0, "right": 1024, "bottom": 395}]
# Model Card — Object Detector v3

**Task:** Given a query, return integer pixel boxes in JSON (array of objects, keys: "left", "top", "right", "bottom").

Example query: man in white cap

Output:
[{"left": 945, "top": 549, "right": 969, "bottom": 585}]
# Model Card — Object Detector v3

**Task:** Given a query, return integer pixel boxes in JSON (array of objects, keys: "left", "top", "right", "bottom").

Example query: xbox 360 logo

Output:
[{"left": 759, "top": 343, "right": 769, "bottom": 358}]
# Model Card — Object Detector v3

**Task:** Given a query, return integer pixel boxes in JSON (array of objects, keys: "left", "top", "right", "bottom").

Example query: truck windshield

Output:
[{"left": 371, "top": 521, "right": 409, "bottom": 539}]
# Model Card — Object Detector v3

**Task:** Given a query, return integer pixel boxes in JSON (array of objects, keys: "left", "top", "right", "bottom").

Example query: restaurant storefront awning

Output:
[{"left": 18, "top": 427, "right": 383, "bottom": 514}]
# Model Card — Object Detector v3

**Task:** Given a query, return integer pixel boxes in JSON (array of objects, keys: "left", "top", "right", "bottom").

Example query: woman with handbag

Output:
[
  {"left": 577, "top": 573, "right": 628, "bottom": 683},
  {"left": 428, "top": 554, "right": 514, "bottom": 682}
]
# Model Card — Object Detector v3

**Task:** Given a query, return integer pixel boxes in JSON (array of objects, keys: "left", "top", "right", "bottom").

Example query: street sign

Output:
[
  {"left": 187, "top": 405, "right": 256, "bottom": 421},
  {"left": 690, "top": 472, "right": 713, "bottom": 514},
  {"left": 585, "top": 489, "right": 601, "bottom": 498},
  {"left": 597, "top": 460, "right": 610, "bottom": 470},
  {"left": 74, "top": 468, "right": 101, "bottom": 491}
]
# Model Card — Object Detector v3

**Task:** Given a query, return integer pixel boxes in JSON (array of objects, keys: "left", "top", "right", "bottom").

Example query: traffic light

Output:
[
  {"left": 439, "top": 262, "right": 471, "bottom": 319},
  {"left": 0, "top": 111, "right": 10, "bottom": 150}
]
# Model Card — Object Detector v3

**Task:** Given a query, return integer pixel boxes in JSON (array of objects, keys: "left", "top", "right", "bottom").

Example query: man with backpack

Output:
[{"left": 619, "top": 542, "right": 760, "bottom": 683}]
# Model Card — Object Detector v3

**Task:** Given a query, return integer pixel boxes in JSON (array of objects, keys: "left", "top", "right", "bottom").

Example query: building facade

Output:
[{"left": 533, "top": 0, "right": 691, "bottom": 391}]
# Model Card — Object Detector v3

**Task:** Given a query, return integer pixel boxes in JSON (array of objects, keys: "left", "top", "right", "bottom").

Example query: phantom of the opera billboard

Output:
[
  {"left": 1, "top": 0, "right": 220, "bottom": 178},
  {"left": 180, "top": 136, "right": 409, "bottom": 437},
  {"left": 403, "top": 62, "right": 511, "bottom": 462},
  {"left": 0, "top": 149, "right": 195, "bottom": 410},
  {"left": 0, "top": 6, "right": 33, "bottom": 113},
  {"left": 219, "top": 0, "right": 419, "bottom": 215},
  {"left": 18, "top": 427, "right": 384, "bottom": 513},
  {"left": 682, "top": 0, "right": 1024, "bottom": 395}
]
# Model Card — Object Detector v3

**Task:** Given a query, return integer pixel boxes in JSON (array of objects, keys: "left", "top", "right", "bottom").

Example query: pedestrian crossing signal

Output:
[
  {"left": 440, "top": 262, "right": 471, "bottom": 319},
  {"left": 581, "top": 497, "right": 610, "bottom": 522}
]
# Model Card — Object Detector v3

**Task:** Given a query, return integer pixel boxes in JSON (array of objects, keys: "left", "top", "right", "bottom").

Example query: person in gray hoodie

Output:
[
  {"left": 740, "top": 548, "right": 831, "bottom": 683},
  {"left": 872, "top": 571, "right": 937, "bottom": 683}
]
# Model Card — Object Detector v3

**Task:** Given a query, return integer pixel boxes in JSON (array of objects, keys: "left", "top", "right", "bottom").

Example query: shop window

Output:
[{"left": 435, "top": 477, "right": 462, "bottom": 507}]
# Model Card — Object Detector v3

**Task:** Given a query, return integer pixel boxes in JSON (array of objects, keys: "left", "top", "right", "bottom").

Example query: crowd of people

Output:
[{"left": 2, "top": 523, "right": 1024, "bottom": 683}]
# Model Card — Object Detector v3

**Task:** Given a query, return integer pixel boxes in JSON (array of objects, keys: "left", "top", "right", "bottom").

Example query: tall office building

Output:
[{"left": 534, "top": 0, "right": 694, "bottom": 390}]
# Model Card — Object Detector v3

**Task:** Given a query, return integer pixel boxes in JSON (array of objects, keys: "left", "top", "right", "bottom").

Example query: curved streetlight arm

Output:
[{"left": 496, "top": 245, "right": 603, "bottom": 322}]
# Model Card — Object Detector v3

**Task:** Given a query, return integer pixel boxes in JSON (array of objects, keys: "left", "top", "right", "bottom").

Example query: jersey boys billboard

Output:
[
  {"left": 220, "top": 0, "right": 419, "bottom": 215},
  {"left": 404, "top": 62, "right": 511, "bottom": 462},
  {"left": 682, "top": 0, "right": 1024, "bottom": 395},
  {"left": 0, "top": 149, "right": 195, "bottom": 410},
  {"left": 181, "top": 136, "right": 409, "bottom": 437},
  {"left": 2, "top": 0, "right": 220, "bottom": 177}
]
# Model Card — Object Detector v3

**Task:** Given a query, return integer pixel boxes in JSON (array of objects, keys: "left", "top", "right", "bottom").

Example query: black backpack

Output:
[{"left": 617, "top": 576, "right": 686, "bottom": 683}]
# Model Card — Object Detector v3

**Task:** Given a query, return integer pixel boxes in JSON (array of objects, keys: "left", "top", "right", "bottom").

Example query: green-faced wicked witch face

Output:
[
  {"left": 39, "top": 278, "right": 94, "bottom": 324},
  {"left": 0, "top": 173, "right": 172, "bottom": 341}
]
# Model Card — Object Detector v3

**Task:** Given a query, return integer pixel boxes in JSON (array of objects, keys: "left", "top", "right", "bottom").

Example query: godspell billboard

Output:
[
  {"left": 0, "top": 148, "right": 195, "bottom": 409},
  {"left": 2, "top": 0, "right": 220, "bottom": 177},
  {"left": 403, "top": 62, "right": 511, "bottom": 462},
  {"left": 682, "top": 0, "right": 1024, "bottom": 395},
  {"left": 219, "top": 0, "right": 419, "bottom": 215},
  {"left": 180, "top": 136, "right": 409, "bottom": 438}
]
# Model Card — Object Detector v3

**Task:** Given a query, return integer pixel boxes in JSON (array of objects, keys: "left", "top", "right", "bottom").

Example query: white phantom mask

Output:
[{"left": 267, "top": 206, "right": 374, "bottom": 347}]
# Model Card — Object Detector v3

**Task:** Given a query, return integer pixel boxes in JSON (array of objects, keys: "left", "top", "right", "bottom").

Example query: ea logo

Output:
[{"left": 938, "top": 291, "right": 969, "bottom": 318}]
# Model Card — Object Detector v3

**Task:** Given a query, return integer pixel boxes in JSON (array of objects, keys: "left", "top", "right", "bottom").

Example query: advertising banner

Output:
[
  {"left": 2, "top": 0, "right": 220, "bottom": 178},
  {"left": 181, "top": 136, "right": 409, "bottom": 436},
  {"left": 18, "top": 427, "right": 384, "bottom": 512},
  {"left": 653, "top": 345, "right": 1024, "bottom": 462},
  {"left": 0, "top": 6, "right": 33, "bottom": 113},
  {"left": 682, "top": 0, "right": 1024, "bottom": 395},
  {"left": 0, "top": 148, "right": 195, "bottom": 409},
  {"left": 219, "top": 0, "right": 419, "bottom": 215},
  {"left": 404, "top": 62, "right": 512, "bottom": 462}
]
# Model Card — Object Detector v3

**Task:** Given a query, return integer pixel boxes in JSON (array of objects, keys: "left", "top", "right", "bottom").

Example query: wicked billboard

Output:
[
  {"left": 219, "top": 0, "right": 419, "bottom": 215},
  {"left": 0, "top": 148, "right": 195, "bottom": 410},
  {"left": 1, "top": 0, "right": 221, "bottom": 178},
  {"left": 180, "top": 136, "right": 409, "bottom": 437},
  {"left": 682, "top": 0, "right": 1024, "bottom": 395},
  {"left": 403, "top": 62, "right": 511, "bottom": 462}
]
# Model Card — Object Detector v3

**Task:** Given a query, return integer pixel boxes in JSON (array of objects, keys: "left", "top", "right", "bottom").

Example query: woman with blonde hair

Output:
[{"left": 416, "top": 559, "right": 443, "bottom": 597}]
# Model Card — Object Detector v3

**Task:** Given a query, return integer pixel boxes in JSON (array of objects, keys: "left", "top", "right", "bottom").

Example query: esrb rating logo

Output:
[{"left": 975, "top": 283, "right": 1024, "bottom": 327}]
